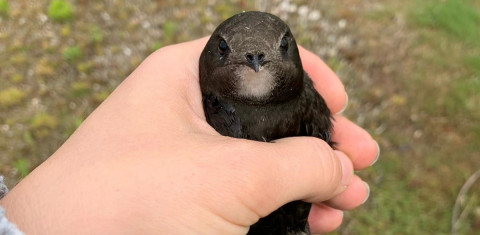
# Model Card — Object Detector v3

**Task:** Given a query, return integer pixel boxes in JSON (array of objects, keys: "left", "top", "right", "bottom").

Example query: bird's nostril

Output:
[
  {"left": 246, "top": 53, "right": 265, "bottom": 64},
  {"left": 258, "top": 53, "right": 265, "bottom": 61},
  {"left": 246, "top": 54, "right": 254, "bottom": 63}
]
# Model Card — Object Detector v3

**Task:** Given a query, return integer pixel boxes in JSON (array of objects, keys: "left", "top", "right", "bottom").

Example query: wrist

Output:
[{"left": 0, "top": 178, "right": 42, "bottom": 234}]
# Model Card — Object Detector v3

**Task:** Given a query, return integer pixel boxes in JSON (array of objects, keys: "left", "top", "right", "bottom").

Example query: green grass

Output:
[
  {"left": 62, "top": 45, "right": 82, "bottom": 62},
  {"left": 328, "top": 1, "right": 480, "bottom": 234},
  {"left": 89, "top": 26, "right": 104, "bottom": 44},
  {"left": 70, "top": 81, "right": 91, "bottom": 98},
  {"left": 30, "top": 113, "right": 58, "bottom": 129},
  {"left": 76, "top": 61, "right": 93, "bottom": 73},
  {"left": 65, "top": 116, "right": 84, "bottom": 137},
  {"left": 357, "top": 1, "right": 480, "bottom": 233},
  {"left": 162, "top": 20, "right": 178, "bottom": 44},
  {"left": 414, "top": 0, "right": 480, "bottom": 44},
  {"left": 2, "top": 1, "right": 479, "bottom": 233},
  {"left": 412, "top": 0, "right": 480, "bottom": 117},
  {"left": 0, "top": 0, "right": 9, "bottom": 16},
  {"left": 446, "top": 77, "right": 480, "bottom": 118},
  {"left": 10, "top": 74, "right": 24, "bottom": 83},
  {"left": 13, "top": 159, "right": 30, "bottom": 178},
  {"left": 151, "top": 41, "right": 163, "bottom": 51},
  {"left": 48, "top": 0, "right": 74, "bottom": 22},
  {"left": 465, "top": 55, "right": 480, "bottom": 76}
]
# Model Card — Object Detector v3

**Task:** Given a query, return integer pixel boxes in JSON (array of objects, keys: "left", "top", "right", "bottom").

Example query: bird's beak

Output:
[
  {"left": 252, "top": 60, "right": 260, "bottom": 72},
  {"left": 246, "top": 53, "right": 265, "bottom": 73}
]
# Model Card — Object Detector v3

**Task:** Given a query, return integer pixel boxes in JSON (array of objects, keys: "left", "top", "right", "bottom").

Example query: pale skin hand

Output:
[{"left": 0, "top": 38, "right": 378, "bottom": 234}]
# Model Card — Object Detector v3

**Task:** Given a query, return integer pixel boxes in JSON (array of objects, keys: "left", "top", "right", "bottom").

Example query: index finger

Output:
[{"left": 299, "top": 47, "right": 347, "bottom": 114}]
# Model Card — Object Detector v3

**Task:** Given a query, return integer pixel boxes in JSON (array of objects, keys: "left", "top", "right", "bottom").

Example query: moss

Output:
[
  {"left": 48, "top": 0, "right": 74, "bottom": 22},
  {"left": 10, "top": 74, "right": 24, "bottom": 83},
  {"left": 30, "top": 112, "right": 58, "bottom": 138},
  {"left": 62, "top": 45, "right": 82, "bottom": 62},
  {"left": 76, "top": 61, "right": 93, "bottom": 73},
  {"left": 93, "top": 91, "right": 110, "bottom": 102},
  {"left": 30, "top": 113, "right": 57, "bottom": 129},
  {"left": 89, "top": 25, "right": 103, "bottom": 44},
  {"left": 0, "top": 87, "right": 26, "bottom": 108},
  {"left": 70, "top": 81, "right": 90, "bottom": 97}
]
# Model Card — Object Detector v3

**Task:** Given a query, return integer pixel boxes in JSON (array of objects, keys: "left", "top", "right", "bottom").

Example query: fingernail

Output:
[
  {"left": 362, "top": 181, "right": 370, "bottom": 204},
  {"left": 336, "top": 93, "right": 349, "bottom": 114},
  {"left": 337, "top": 151, "right": 353, "bottom": 187},
  {"left": 370, "top": 141, "right": 380, "bottom": 166}
]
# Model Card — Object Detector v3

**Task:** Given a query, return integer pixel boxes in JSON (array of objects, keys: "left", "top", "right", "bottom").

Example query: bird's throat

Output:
[{"left": 235, "top": 66, "right": 275, "bottom": 100}]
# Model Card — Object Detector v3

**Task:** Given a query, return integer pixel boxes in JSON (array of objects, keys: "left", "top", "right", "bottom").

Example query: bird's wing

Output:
[
  {"left": 203, "top": 94, "right": 243, "bottom": 138},
  {"left": 299, "top": 74, "right": 334, "bottom": 145}
]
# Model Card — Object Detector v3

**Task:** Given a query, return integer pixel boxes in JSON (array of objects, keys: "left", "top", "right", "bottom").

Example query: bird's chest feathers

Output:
[
  {"left": 236, "top": 100, "right": 302, "bottom": 140},
  {"left": 243, "top": 104, "right": 297, "bottom": 124},
  {"left": 235, "top": 66, "right": 275, "bottom": 99}
]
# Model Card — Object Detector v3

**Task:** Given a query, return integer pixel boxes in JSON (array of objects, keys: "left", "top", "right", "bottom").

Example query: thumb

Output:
[{"left": 241, "top": 137, "right": 353, "bottom": 217}]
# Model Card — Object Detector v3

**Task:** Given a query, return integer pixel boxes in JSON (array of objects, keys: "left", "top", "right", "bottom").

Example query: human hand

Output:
[{"left": 0, "top": 38, "right": 378, "bottom": 234}]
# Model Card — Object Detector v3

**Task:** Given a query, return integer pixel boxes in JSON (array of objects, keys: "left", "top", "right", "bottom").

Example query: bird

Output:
[{"left": 199, "top": 11, "right": 333, "bottom": 235}]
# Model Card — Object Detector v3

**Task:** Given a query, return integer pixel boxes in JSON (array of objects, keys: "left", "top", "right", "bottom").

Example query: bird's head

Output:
[{"left": 200, "top": 11, "right": 304, "bottom": 105}]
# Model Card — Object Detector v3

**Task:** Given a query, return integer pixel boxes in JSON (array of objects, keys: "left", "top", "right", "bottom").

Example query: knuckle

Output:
[{"left": 302, "top": 138, "right": 344, "bottom": 199}]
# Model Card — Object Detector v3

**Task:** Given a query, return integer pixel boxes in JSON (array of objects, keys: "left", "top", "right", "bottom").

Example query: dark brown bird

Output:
[{"left": 199, "top": 11, "right": 333, "bottom": 235}]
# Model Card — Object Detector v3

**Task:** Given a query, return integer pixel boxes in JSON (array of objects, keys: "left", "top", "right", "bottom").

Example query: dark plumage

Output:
[{"left": 199, "top": 11, "right": 333, "bottom": 235}]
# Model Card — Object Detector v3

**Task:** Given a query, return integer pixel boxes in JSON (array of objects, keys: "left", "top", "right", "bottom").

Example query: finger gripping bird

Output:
[{"left": 199, "top": 11, "right": 333, "bottom": 235}]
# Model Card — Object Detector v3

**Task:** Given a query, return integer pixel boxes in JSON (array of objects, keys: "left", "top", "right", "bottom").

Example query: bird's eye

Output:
[
  {"left": 280, "top": 36, "right": 288, "bottom": 50},
  {"left": 219, "top": 39, "right": 228, "bottom": 53}
]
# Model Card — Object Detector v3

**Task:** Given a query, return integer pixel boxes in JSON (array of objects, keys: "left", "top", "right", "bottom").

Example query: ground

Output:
[{"left": 0, "top": 0, "right": 479, "bottom": 233}]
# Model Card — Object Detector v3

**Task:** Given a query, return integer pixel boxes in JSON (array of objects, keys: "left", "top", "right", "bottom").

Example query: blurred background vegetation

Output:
[{"left": 0, "top": 0, "right": 479, "bottom": 234}]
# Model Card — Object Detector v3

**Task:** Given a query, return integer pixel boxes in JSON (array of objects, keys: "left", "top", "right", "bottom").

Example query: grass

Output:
[
  {"left": 10, "top": 74, "right": 24, "bottom": 83},
  {"left": 70, "top": 81, "right": 91, "bottom": 98},
  {"left": 13, "top": 159, "right": 30, "bottom": 178},
  {"left": 151, "top": 41, "right": 163, "bottom": 51},
  {"left": 89, "top": 26, "right": 104, "bottom": 44},
  {"left": 335, "top": 0, "right": 480, "bottom": 234},
  {"left": 0, "top": 0, "right": 9, "bottom": 16},
  {"left": 414, "top": 0, "right": 480, "bottom": 44},
  {"left": 30, "top": 112, "right": 58, "bottom": 138},
  {"left": 1, "top": 0, "right": 479, "bottom": 233},
  {"left": 0, "top": 87, "right": 25, "bottom": 109},
  {"left": 162, "top": 20, "right": 178, "bottom": 44},
  {"left": 48, "top": 0, "right": 74, "bottom": 22},
  {"left": 466, "top": 55, "right": 480, "bottom": 76},
  {"left": 76, "top": 61, "right": 93, "bottom": 73},
  {"left": 417, "top": 0, "right": 480, "bottom": 125},
  {"left": 35, "top": 58, "right": 55, "bottom": 76},
  {"left": 62, "top": 45, "right": 82, "bottom": 62}
]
